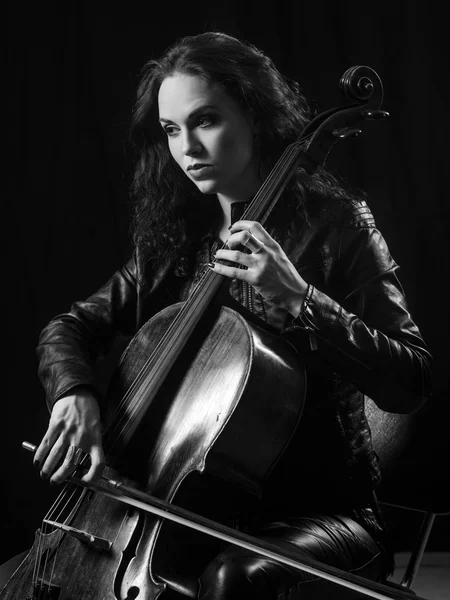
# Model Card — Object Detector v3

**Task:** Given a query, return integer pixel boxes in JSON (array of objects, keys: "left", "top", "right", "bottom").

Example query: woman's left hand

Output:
[{"left": 211, "top": 220, "right": 308, "bottom": 317}]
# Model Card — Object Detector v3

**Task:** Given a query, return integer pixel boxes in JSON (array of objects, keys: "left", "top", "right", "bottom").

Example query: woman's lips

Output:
[{"left": 188, "top": 164, "right": 214, "bottom": 178}]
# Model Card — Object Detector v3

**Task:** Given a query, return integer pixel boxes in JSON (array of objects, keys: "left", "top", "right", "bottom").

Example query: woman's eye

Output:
[
  {"left": 198, "top": 116, "right": 214, "bottom": 128},
  {"left": 164, "top": 127, "right": 179, "bottom": 137}
]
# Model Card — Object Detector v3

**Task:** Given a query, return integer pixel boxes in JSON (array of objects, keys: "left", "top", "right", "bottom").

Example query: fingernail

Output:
[
  {"left": 33, "top": 460, "right": 41, "bottom": 469},
  {"left": 207, "top": 262, "right": 215, "bottom": 269},
  {"left": 40, "top": 471, "right": 49, "bottom": 479}
]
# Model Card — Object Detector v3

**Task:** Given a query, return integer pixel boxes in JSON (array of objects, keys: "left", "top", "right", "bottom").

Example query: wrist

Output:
[
  {"left": 286, "top": 298, "right": 304, "bottom": 319},
  {"left": 54, "top": 385, "right": 102, "bottom": 413},
  {"left": 285, "top": 284, "right": 309, "bottom": 318}
]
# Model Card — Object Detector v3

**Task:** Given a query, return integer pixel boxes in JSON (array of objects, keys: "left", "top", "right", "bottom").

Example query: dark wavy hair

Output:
[{"left": 129, "top": 31, "right": 360, "bottom": 272}]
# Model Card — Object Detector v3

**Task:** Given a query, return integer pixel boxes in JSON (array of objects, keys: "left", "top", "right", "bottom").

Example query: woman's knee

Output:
[
  {"left": 197, "top": 513, "right": 386, "bottom": 599},
  {"left": 198, "top": 546, "right": 295, "bottom": 600}
]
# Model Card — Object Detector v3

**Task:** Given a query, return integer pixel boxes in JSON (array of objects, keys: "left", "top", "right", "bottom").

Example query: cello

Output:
[{"left": 1, "top": 66, "right": 403, "bottom": 600}]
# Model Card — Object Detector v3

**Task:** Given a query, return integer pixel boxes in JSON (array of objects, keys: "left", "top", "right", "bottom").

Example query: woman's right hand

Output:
[{"left": 34, "top": 385, "right": 105, "bottom": 485}]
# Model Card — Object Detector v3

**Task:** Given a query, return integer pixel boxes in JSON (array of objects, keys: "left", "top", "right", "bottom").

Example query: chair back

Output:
[{"left": 365, "top": 396, "right": 448, "bottom": 515}]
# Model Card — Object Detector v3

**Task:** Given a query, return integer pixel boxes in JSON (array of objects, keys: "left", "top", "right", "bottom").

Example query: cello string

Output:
[
  {"left": 31, "top": 521, "right": 43, "bottom": 591},
  {"left": 33, "top": 479, "right": 84, "bottom": 592},
  {"left": 32, "top": 487, "right": 67, "bottom": 591},
  {"left": 45, "top": 486, "right": 83, "bottom": 595},
  {"left": 240, "top": 143, "right": 305, "bottom": 225},
  {"left": 38, "top": 484, "right": 78, "bottom": 592}
]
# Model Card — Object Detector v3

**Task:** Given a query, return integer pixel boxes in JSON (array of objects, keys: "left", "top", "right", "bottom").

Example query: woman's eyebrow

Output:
[{"left": 159, "top": 104, "right": 218, "bottom": 124}]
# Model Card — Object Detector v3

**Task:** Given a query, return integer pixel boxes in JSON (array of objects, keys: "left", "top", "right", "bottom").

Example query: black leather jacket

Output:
[{"left": 36, "top": 195, "right": 432, "bottom": 511}]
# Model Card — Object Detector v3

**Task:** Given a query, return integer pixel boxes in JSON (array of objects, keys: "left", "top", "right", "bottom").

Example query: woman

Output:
[{"left": 30, "top": 31, "right": 431, "bottom": 598}]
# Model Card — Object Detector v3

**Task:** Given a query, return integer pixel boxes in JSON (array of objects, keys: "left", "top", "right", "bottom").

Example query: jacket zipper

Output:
[{"left": 242, "top": 280, "right": 254, "bottom": 313}]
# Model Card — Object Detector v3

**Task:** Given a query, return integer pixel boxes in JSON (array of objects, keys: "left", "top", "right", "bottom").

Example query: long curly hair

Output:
[{"left": 129, "top": 31, "right": 360, "bottom": 273}]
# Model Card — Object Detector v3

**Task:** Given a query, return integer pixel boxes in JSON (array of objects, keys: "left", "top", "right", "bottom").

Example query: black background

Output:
[{"left": 5, "top": 1, "right": 449, "bottom": 565}]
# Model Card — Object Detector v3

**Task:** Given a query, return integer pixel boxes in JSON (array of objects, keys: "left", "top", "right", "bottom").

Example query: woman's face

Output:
[{"left": 158, "top": 73, "right": 261, "bottom": 201}]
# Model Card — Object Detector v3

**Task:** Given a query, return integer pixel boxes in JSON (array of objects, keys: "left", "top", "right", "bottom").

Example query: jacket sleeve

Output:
[
  {"left": 36, "top": 256, "right": 141, "bottom": 411},
  {"left": 282, "top": 223, "right": 433, "bottom": 414}
]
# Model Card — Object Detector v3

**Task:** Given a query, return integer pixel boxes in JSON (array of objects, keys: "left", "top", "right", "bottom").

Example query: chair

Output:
[{"left": 365, "top": 395, "right": 449, "bottom": 593}]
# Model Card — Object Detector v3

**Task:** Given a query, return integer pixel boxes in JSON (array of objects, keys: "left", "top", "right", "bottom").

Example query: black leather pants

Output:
[{"left": 197, "top": 510, "right": 392, "bottom": 599}]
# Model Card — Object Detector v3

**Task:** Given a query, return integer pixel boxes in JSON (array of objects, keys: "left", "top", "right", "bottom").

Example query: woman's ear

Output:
[
  {"left": 246, "top": 108, "right": 260, "bottom": 137},
  {"left": 253, "top": 117, "right": 261, "bottom": 137},
  {"left": 252, "top": 117, "right": 261, "bottom": 145}
]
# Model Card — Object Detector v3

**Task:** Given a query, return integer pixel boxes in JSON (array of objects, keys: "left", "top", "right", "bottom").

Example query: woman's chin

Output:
[{"left": 194, "top": 180, "right": 220, "bottom": 195}]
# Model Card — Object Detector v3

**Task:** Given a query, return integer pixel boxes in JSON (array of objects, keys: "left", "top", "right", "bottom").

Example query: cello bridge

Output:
[{"left": 27, "top": 579, "right": 61, "bottom": 599}]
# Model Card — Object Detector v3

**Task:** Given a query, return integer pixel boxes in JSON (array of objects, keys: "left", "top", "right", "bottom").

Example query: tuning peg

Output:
[
  {"left": 332, "top": 127, "right": 362, "bottom": 139},
  {"left": 362, "top": 110, "right": 390, "bottom": 119}
]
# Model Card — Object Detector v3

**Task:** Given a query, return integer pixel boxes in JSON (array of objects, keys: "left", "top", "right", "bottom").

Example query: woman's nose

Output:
[{"left": 182, "top": 130, "right": 202, "bottom": 156}]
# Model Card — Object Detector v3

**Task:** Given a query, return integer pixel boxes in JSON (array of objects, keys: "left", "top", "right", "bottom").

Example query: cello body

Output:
[{"left": 1, "top": 304, "right": 305, "bottom": 599}]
